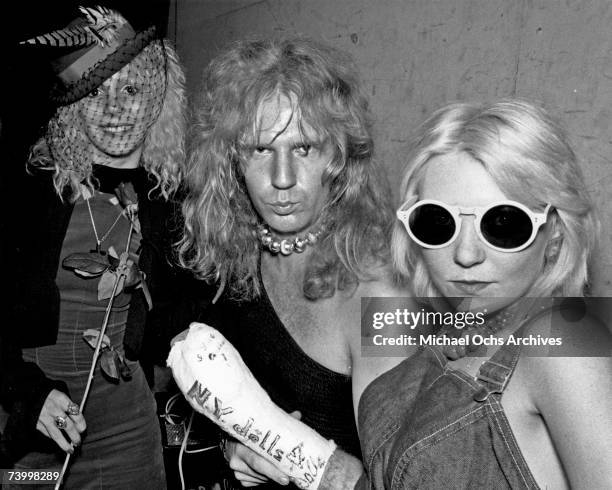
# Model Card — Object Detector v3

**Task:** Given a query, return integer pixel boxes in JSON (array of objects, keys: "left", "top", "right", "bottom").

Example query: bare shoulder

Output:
[
  {"left": 520, "top": 301, "right": 612, "bottom": 358},
  {"left": 340, "top": 263, "right": 418, "bottom": 334},
  {"left": 341, "top": 264, "right": 419, "bottom": 409},
  {"left": 519, "top": 306, "right": 612, "bottom": 407},
  {"left": 516, "top": 308, "right": 612, "bottom": 487}
]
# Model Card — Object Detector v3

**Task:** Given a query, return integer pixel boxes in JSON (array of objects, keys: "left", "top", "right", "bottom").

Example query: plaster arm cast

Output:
[{"left": 168, "top": 322, "right": 359, "bottom": 490}]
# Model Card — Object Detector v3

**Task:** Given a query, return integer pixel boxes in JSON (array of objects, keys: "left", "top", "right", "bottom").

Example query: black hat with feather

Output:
[{"left": 21, "top": 5, "right": 157, "bottom": 105}]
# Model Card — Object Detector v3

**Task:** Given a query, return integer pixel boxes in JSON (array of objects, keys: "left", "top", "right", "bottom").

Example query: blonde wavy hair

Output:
[
  {"left": 28, "top": 40, "right": 186, "bottom": 201},
  {"left": 391, "top": 99, "right": 600, "bottom": 297},
  {"left": 179, "top": 38, "right": 394, "bottom": 301}
]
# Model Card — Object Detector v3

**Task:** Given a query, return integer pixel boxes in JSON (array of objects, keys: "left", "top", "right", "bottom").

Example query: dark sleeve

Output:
[
  {"left": 0, "top": 332, "right": 69, "bottom": 463},
  {"left": 0, "top": 163, "right": 69, "bottom": 463},
  {"left": 125, "top": 195, "right": 217, "bottom": 367}
]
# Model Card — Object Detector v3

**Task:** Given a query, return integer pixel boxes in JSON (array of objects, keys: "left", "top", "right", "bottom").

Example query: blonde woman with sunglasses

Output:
[{"left": 356, "top": 99, "right": 612, "bottom": 489}]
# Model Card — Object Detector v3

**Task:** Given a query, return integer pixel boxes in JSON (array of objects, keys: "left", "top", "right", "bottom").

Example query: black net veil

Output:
[
  {"left": 47, "top": 38, "right": 168, "bottom": 180},
  {"left": 21, "top": 6, "right": 172, "bottom": 196}
]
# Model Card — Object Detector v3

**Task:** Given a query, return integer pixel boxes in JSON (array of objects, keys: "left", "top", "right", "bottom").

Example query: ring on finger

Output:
[
  {"left": 55, "top": 415, "right": 68, "bottom": 430},
  {"left": 66, "top": 402, "right": 80, "bottom": 416}
]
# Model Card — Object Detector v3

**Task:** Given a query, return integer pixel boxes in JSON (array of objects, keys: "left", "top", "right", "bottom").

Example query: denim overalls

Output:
[{"left": 357, "top": 334, "right": 540, "bottom": 489}]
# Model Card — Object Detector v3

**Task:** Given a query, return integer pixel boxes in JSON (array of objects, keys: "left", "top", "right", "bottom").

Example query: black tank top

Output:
[{"left": 204, "top": 281, "right": 362, "bottom": 459}]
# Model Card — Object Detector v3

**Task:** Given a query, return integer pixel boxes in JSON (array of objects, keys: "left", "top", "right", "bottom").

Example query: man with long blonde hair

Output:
[{"left": 179, "top": 38, "right": 410, "bottom": 487}]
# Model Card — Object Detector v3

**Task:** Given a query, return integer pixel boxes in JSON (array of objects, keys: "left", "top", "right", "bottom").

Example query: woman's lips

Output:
[
  {"left": 269, "top": 202, "right": 298, "bottom": 215},
  {"left": 450, "top": 281, "right": 492, "bottom": 295}
]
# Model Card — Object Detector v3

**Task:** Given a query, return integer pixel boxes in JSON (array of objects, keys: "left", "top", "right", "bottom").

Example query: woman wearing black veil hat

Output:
[{"left": 1, "top": 5, "right": 187, "bottom": 487}]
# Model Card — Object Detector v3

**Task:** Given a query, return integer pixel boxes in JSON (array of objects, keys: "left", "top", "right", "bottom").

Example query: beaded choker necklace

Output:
[{"left": 257, "top": 224, "right": 324, "bottom": 256}]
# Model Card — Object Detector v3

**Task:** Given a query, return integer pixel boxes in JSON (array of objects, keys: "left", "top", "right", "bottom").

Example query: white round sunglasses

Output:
[{"left": 396, "top": 197, "right": 552, "bottom": 253}]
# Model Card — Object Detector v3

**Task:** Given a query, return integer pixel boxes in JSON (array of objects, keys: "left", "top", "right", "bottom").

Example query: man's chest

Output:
[{"left": 265, "top": 284, "right": 354, "bottom": 374}]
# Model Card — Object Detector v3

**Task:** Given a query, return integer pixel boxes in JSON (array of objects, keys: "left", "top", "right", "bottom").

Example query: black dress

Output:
[{"left": 14, "top": 172, "right": 165, "bottom": 488}]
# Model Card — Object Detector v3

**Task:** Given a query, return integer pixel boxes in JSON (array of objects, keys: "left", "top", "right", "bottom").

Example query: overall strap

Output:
[
  {"left": 473, "top": 299, "right": 553, "bottom": 402},
  {"left": 473, "top": 340, "right": 521, "bottom": 402}
]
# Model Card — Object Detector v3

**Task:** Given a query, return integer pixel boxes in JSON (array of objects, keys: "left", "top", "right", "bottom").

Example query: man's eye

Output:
[
  {"left": 295, "top": 144, "right": 312, "bottom": 157},
  {"left": 88, "top": 88, "right": 101, "bottom": 98}
]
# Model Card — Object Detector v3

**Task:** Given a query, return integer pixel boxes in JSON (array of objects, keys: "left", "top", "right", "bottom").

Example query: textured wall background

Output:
[{"left": 171, "top": 0, "right": 612, "bottom": 295}]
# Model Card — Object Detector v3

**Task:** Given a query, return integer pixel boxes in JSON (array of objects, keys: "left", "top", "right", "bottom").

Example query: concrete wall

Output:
[{"left": 172, "top": 0, "right": 612, "bottom": 295}]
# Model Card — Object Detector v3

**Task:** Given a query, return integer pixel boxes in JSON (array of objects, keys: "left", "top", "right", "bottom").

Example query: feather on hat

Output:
[{"left": 21, "top": 6, "right": 157, "bottom": 105}]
